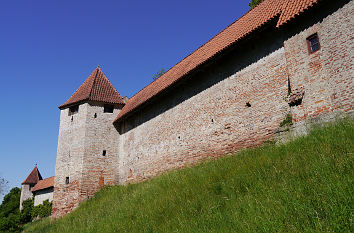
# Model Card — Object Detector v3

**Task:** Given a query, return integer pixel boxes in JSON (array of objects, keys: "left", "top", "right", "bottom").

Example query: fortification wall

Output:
[
  {"left": 118, "top": 0, "right": 353, "bottom": 184},
  {"left": 51, "top": 0, "right": 353, "bottom": 218},
  {"left": 52, "top": 103, "right": 88, "bottom": 218},
  {"left": 284, "top": 0, "right": 353, "bottom": 122},
  {"left": 118, "top": 29, "right": 290, "bottom": 183},
  {"left": 52, "top": 102, "right": 121, "bottom": 218},
  {"left": 81, "top": 103, "right": 121, "bottom": 198}
]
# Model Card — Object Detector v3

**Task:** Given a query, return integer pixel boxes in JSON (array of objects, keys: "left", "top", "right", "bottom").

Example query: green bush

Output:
[
  {"left": 20, "top": 198, "right": 34, "bottom": 223},
  {"left": 32, "top": 200, "right": 52, "bottom": 219}
]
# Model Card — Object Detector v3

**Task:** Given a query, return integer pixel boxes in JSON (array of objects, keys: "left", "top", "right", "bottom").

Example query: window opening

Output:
[
  {"left": 94, "top": 113, "right": 97, "bottom": 118},
  {"left": 104, "top": 104, "right": 114, "bottom": 113},
  {"left": 102, "top": 150, "right": 106, "bottom": 156},
  {"left": 65, "top": 177, "right": 69, "bottom": 184},
  {"left": 307, "top": 33, "right": 320, "bottom": 54},
  {"left": 69, "top": 105, "right": 79, "bottom": 115}
]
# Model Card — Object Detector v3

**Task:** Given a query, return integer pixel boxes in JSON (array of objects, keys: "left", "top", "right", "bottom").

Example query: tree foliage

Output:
[
  {"left": 0, "top": 187, "right": 51, "bottom": 232},
  {"left": 0, "top": 187, "right": 22, "bottom": 233},
  {"left": 249, "top": 0, "right": 264, "bottom": 9},
  {"left": 0, "top": 187, "right": 21, "bottom": 219}
]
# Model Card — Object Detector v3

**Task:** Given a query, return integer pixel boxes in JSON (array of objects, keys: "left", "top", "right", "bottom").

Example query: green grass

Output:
[{"left": 23, "top": 120, "right": 354, "bottom": 233}]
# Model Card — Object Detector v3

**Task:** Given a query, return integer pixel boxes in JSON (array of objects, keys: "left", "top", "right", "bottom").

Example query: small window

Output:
[
  {"left": 65, "top": 177, "right": 69, "bottom": 184},
  {"left": 307, "top": 33, "right": 320, "bottom": 54},
  {"left": 69, "top": 105, "right": 79, "bottom": 115},
  {"left": 104, "top": 104, "right": 114, "bottom": 113},
  {"left": 102, "top": 150, "right": 106, "bottom": 156}
]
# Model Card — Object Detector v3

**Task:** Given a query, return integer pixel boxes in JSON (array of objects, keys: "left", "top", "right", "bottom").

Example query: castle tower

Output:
[
  {"left": 52, "top": 67, "right": 125, "bottom": 218},
  {"left": 20, "top": 165, "right": 42, "bottom": 210}
]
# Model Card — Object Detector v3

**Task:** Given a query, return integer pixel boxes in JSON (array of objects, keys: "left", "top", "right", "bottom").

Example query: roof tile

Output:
[
  {"left": 112, "top": 0, "right": 321, "bottom": 122},
  {"left": 22, "top": 166, "right": 42, "bottom": 185},
  {"left": 59, "top": 67, "right": 124, "bottom": 109},
  {"left": 277, "top": 0, "right": 319, "bottom": 27},
  {"left": 32, "top": 176, "right": 54, "bottom": 192}
]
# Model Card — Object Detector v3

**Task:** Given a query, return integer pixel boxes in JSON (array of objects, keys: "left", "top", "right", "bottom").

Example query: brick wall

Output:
[
  {"left": 118, "top": 27, "right": 290, "bottom": 183},
  {"left": 284, "top": 0, "right": 353, "bottom": 122},
  {"left": 52, "top": 0, "right": 353, "bottom": 217},
  {"left": 81, "top": 103, "right": 121, "bottom": 198},
  {"left": 52, "top": 102, "right": 121, "bottom": 218},
  {"left": 117, "top": 0, "right": 353, "bottom": 184}
]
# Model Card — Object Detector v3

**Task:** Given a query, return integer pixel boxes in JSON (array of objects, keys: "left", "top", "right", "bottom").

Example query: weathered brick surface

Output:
[
  {"left": 284, "top": 0, "right": 353, "bottom": 122},
  {"left": 52, "top": 103, "right": 121, "bottom": 218},
  {"left": 118, "top": 34, "right": 290, "bottom": 183},
  {"left": 52, "top": 0, "right": 353, "bottom": 217},
  {"left": 118, "top": 0, "right": 353, "bottom": 184}
]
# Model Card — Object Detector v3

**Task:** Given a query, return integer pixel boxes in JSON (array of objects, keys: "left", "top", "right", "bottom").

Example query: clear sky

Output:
[{"left": 0, "top": 0, "right": 250, "bottom": 201}]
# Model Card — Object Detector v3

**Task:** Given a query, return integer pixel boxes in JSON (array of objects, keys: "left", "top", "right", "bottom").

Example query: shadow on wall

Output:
[
  {"left": 282, "top": 0, "right": 350, "bottom": 40},
  {"left": 118, "top": 17, "right": 284, "bottom": 134},
  {"left": 116, "top": 0, "right": 349, "bottom": 134}
]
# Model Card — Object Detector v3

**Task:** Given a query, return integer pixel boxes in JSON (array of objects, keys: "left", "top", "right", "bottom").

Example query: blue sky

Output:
[{"left": 0, "top": 0, "right": 250, "bottom": 201}]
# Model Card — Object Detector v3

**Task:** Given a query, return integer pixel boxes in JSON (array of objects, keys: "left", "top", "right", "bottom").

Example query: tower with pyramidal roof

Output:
[
  {"left": 51, "top": 0, "right": 354, "bottom": 219},
  {"left": 52, "top": 67, "right": 125, "bottom": 218},
  {"left": 20, "top": 165, "right": 42, "bottom": 210}
]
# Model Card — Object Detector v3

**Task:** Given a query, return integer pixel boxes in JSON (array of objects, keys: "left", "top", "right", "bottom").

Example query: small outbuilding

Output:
[
  {"left": 31, "top": 176, "right": 54, "bottom": 206},
  {"left": 19, "top": 166, "right": 54, "bottom": 210}
]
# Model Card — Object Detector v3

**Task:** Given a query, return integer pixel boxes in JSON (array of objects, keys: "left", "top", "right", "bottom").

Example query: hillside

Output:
[{"left": 24, "top": 120, "right": 353, "bottom": 233}]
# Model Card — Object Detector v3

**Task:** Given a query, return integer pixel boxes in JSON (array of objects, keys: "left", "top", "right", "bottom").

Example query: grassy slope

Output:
[{"left": 24, "top": 120, "right": 353, "bottom": 233}]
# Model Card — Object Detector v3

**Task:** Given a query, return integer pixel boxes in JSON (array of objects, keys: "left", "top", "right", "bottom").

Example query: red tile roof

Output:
[
  {"left": 32, "top": 176, "right": 54, "bottom": 192},
  {"left": 277, "top": 0, "right": 319, "bottom": 27},
  {"left": 59, "top": 67, "right": 125, "bottom": 109},
  {"left": 22, "top": 166, "right": 43, "bottom": 185},
  {"left": 114, "top": 0, "right": 320, "bottom": 123}
]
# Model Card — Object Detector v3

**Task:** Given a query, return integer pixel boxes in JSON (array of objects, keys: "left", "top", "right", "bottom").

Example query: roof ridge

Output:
[
  {"left": 22, "top": 166, "right": 43, "bottom": 184},
  {"left": 126, "top": 0, "right": 282, "bottom": 102},
  {"left": 88, "top": 67, "right": 100, "bottom": 100},
  {"left": 59, "top": 67, "right": 125, "bottom": 109},
  {"left": 115, "top": 0, "right": 291, "bottom": 122},
  {"left": 98, "top": 68, "right": 122, "bottom": 96},
  {"left": 115, "top": 0, "right": 323, "bottom": 122}
]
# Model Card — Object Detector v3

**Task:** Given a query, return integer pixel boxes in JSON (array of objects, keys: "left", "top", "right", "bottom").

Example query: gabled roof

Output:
[
  {"left": 32, "top": 176, "right": 54, "bottom": 192},
  {"left": 114, "top": 0, "right": 320, "bottom": 123},
  {"left": 22, "top": 166, "right": 43, "bottom": 185},
  {"left": 59, "top": 67, "right": 125, "bottom": 109}
]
